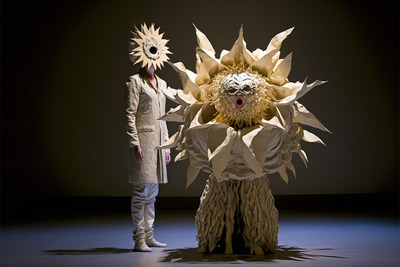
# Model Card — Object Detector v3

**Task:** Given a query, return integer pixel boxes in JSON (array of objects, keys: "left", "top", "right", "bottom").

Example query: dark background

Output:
[{"left": 2, "top": 0, "right": 399, "bottom": 200}]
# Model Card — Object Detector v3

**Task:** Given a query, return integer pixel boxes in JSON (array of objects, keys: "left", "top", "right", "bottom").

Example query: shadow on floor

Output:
[
  {"left": 44, "top": 245, "right": 346, "bottom": 263},
  {"left": 44, "top": 247, "right": 133, "bottom": 255},
  {"left": 159, "top": 246, "right": 346, "bottom": 263}
]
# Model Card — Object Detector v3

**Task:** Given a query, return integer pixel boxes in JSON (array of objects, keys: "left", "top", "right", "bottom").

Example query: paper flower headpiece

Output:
[
  {"left": 160, "top": 26, "right": 329, "bottom": 187},
  {"left": 129, "top": 23, "right": 172, "bottom": 70}
]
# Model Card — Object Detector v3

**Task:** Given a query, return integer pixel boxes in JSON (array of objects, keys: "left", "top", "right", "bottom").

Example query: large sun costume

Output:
[{"left": 159, "top": 26, "right": 329, "bottom": 255}]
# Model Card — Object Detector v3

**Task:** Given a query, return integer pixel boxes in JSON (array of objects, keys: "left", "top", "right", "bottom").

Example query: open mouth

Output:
[{"left": 235, "top": 95, "right": 244, "bottom": 109}]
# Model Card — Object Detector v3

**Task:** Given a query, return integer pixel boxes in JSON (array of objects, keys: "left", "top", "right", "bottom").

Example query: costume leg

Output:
[
  {"left": 143, "top": 183, "right": 166, "bottom": 247},
  {"left": 195, "top": 175, "right": 227, "bottom": 253},
  {"left": 224, "top": 179, "right": 239, "bottom": 254},
  {"left": 131, "top": 183, "right": 152, "bottom": 252},
  {"left": 144, "top": 183, "right": 158, "bottom": 238},
  {"left": 240, "top": 176, "right": 279, "bottom": 254}
]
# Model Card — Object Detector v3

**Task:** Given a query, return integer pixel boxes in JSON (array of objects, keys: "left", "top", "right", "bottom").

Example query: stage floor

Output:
[{"left": 1, "top": 210, "right": 399, "bottom": 267}]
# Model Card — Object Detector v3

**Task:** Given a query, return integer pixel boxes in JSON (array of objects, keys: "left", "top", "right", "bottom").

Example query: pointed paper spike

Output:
[
  {"left": 302, "top": 130, "right": 326, "bottom": 145},
  {"left": 250, "top": 48, "right": 279, "bottom": 77},
  {"left": 274, "top": 104, "right": 288, "bottom": 129},
  {"left": 220, "top": 25, "right": 254, "bottom": 66},
  {"left": 160, "top": 87, "right": 179, "bottom": 103},
  {"left": 266, "top": 27, "right": 294, "bottom": 54},
  {"left": 278, "top": 78, "right": 308, "bottom": 106},
  {"left": 297, "top": 146, "right": 308, "bottom": 167},
  {"left": 294, "top": 102, "right": 331, "bottom": 133},
  {"left": 261, "top": 116, "right": 285, "bottom": 130},
  {"left": 278, "top": 167, "right": 289, "bottom": 184},
  {"left": 210, "top": 129, "right": 235, "bottom": 179},
  {"left": 168, "top": 62, "right": 203, "bottom": 101},
  {"left": 132, "top": 46, "right": 143, "bottom": 52},
  {"left": 207, "top": 124, "right": 230, "bottom": 158},
  {"left": 281, "top": 79, "right": 327, "bottom": 106},
  {"left": 270, "top": 52, "right": 293, "bottom": 86},
  {"left": 135, "top": 54, "right": 145, "bottom": 64},
  {"left": 196, "top": 48, "right": 225, "bottom": 77},
  {"left": 240, "top": 130, "right": 264, "bottom": 175},
  {"left": 250, "top": 127, "right": 271, "bottom": 165},
  {"left": 157, "top": 129, "right": 181, "bottom": 149},
  {"left": 132, "top": 38, "right": 144, "bottom": 45},
  {"left": 220, "top": 25, "right": 244, "bottom": 66},
  {"left": 149, "top": 23, "right": 155, "bottom": 34},
  {"left": 286, "top": 162, "right": 296, "bottom": 178},
  {"left": 175, "top": 150, "right": 188, "bottom": 162},
  {"left": 154, "top": 26, "right": 160, "bottom": 35},
  {"left": 195, "top": 54, "right": 210, "bottom": 85},
  {"left": 161, "top": 107, "right": 184, "bottom": 123},
  {"left": 193, "top": 24, "right": 215, "bottom": 56},
  {"left": 175, "top": 90, "right": 197, "bottom": 106},
  {"left": 186, "top": 164, "right": 201, "bottom": 188}
]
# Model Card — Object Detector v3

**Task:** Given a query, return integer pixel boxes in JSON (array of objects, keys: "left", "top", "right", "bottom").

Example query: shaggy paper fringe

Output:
[{"left": 196, "top": 175, "right": 279, "bottom": 254}]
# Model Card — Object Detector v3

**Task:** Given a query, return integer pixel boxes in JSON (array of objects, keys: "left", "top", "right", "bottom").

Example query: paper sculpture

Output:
[
  {"left": 129, "top": 23, "right": 172, "bottom": 70},
  {"left": 160, "top": 26, "right": 329, "bottom": 254}
]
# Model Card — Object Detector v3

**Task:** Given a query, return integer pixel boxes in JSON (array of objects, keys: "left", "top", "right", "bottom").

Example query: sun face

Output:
[
  {"left": 129, "top": 23, "right": 172, "bottom": 70},
  {"left": 207, "top": 65, "right": 275, "bottom": 129}
]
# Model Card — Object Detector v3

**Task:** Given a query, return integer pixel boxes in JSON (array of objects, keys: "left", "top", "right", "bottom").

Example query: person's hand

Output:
[
  {"left": 134, "top": 145, "right": 144, "bottom": 163},
  {"left": 166, "top": 152, "right": 171, "bottom": 164}
]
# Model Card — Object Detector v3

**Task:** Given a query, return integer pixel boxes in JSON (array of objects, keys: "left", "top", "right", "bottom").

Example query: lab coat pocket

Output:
[{"left": 137, "top": 125, "right": 155, "bottom": 132}]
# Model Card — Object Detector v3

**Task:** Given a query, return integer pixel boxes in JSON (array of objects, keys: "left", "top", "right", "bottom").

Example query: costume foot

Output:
[
  {"left": 254, "top": 246, "right": 264, "bottom": 255},
  {"left": 198, "top": 246, "right": 207, "bottom": 253},
  {"left": 146, "top": 239, "right": 167, "bottom": 247},
  {"left": 134, "top": 240, "right": 152, "bottom": 252},
  {"left": 225, "top": 246, "right": 233, "bottom": 254}
]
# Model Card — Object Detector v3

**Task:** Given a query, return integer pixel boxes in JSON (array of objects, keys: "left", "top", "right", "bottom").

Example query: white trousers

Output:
[{"left": 131, "top": 183, "right": 159, "bottom": 242}]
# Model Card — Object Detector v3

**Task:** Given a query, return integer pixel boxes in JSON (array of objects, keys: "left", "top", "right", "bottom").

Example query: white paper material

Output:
[{"left": 161, "top": 26, "right": 329, "bottom": 185}]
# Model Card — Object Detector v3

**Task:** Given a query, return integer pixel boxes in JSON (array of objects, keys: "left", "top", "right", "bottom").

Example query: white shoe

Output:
[
  {"left": 146, "top": 238, "right": 167, "bottom": 247},
  {"left": 134, "top": 240, "right": 152, "bottom": 252}
]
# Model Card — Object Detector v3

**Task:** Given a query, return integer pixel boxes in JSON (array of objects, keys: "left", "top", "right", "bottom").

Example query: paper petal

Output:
[
  {"left": 160, "top": 105, "right": 185, "bottom": 122},
  {"left": 175, "top": 150, "right": 188, "bottom": 162},
  {"left": 196, "top": 48, "right": 225, "bottom": 78},
  {"left": 168, "top": 62, "right": 204, "bottom": 101},
  {"left": 278, "top": 166, "right": 289, "bottom": 184},
  {"left": 209, "top": 128, "right": 236, "bottom": 179},
  {"left": 195, "top": 54, "right": 211, "bottom": 85},
  {"left": 250, "top": 48, "right": 279, "bottom": 77},
  {"left": 176, "top": 90, "right": 197, "bottom": 106},
  {"left": 251, "top": 127, "right": 272, "bottom": 164},
  {"left": 186, "top": 164, "right": 202, "bottom": 188},
  {"left": 261, "top": 116, "right": 285, "bottom": 130},
  {"left": 270, "top": 81, "right": 303, "bottom": 100},
  {"left": 286, "top": 162, "right": 296, "bottom": 178},
  {"left": 157, "top": 127, "right": 182, "bottom": 149},
  {"left": 302, "top": 129, "right": 325, "bottom": 145},
  {"left": 266, "top": 27, "right": 294, "bottom": 54},
  {"left": 241, "top": 126, "right": 265, "bottom": 175},
  {"left": 294, "top": 102, "right": 331, "bottom": 133},
  {"left": 220, "top": 25, "right": 255, "bottom": 66},
  {"left": 297, "top": 146, "right": 308, "bottom": 167},
  {"left": 187, "top": 103, "right": 205, "bottom": 128},
  {"left": 207, "top": 124, "right": 230, "bottom": 157},
  {"left": 270, "top": 53, "right": 292, "bottom": 86},
  {"left": 193, "top": 24, "right": 216, "bottom": 56}
]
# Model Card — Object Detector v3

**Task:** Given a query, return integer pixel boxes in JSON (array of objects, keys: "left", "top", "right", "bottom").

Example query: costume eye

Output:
[
  {"left": 149, "top": 47, "right": 158, "bottom": 54},
  {"left": 241, "top": 85, "right": 252, "bottom": 94},
  {"left": 224, "top": 86, "right": 238, "bottom": 95}
]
